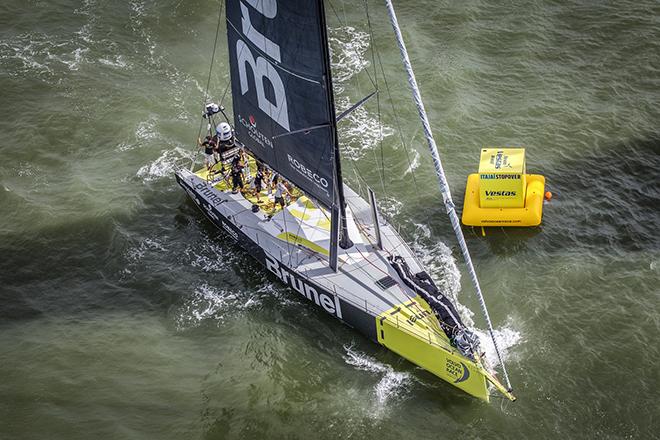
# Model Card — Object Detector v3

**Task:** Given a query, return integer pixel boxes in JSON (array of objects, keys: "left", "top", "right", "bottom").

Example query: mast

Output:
[
  {"left": 318, "top": 0, "right": 352, "bottom": 271},
  {"left": 384, "top": 0, "right": 513, "bottom": 392}
]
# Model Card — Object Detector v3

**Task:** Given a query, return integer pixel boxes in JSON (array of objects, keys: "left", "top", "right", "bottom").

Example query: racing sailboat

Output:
[{"left": 175, "top": 0, "right": 515, "bottom": 402}]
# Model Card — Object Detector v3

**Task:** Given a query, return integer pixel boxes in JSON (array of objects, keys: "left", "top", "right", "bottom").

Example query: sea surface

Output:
[{"left": 1, "top": 1, "right": 659, "bottom": 439}]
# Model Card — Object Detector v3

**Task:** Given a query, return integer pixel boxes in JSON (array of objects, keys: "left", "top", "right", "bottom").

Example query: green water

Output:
[{"left": 1, "top": 0, "right": 659, "bottom": 438}]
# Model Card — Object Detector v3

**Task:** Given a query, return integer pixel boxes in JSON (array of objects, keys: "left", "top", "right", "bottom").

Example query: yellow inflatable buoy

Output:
[
  {"left": 461, "top": 148, "right": 546, "bottom": 227},
  {"left": 461, "top": 174, "right": 545, "bottom": 227}
]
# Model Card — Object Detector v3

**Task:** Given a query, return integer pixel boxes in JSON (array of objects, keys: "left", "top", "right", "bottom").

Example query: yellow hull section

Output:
[{"left": 376, "top": 298, "right": 515, "bottom": 402}]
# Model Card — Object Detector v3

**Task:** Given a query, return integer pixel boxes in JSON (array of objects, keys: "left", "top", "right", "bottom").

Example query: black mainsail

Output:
[
  {"left": 226, "top": 0, "right": 351, "bottom": 269},
  {"left": 226, "top": 0, "right": 337, "bottom": 208}
]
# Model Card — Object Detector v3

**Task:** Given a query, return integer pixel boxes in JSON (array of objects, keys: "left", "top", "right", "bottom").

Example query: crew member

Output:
[
  {"left": 216, "top": 122, "right": 234, "bottom": 155},
  {"left": 252, "top": 164, "right": 265, "bottom": 203},
  {"left": 230, "top": 154, "right": 244, "bottom": 194},
  {"left": 199, "top": 135, "right": 218, "bottom": 171},
  {"left": 271, "top": 176, "right": 291, "bottom": 214},
  {"left": 240, "top": 148, "right": 252, "bottom": 181}
]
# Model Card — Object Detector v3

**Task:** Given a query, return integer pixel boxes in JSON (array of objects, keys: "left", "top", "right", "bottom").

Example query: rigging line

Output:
[
  {"left": 191, "top": 0, "right": 225, "bottom": 171},
  {"left": 384, "top": 0, "right": 512, "bottom": 392},
  {"left": 372, "top": 34, "right": 419, "bottom": 193},
  {"left": 287, "top": 193, "right": 313, "bottom": 268},
  {"left": 364, "top": 0, "right": 387, "bottom": 196},
  {"left": 218, "top": 78, "right": 231, "bottom": 109}
]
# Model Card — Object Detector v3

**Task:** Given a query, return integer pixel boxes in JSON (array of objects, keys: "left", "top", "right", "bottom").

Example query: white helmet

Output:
[{"left": 216, "top": 122, "right": 232, "bottom": 141}]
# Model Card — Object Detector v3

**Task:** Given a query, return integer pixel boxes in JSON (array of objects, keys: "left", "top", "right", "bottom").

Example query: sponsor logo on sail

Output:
[
  {"left": 287, "top": 153, "right": 329, "bottom": 194},
  {"left": 265, "top": 254, "right": 343, "bottom": 319},
  {"left": 238, "top": 114, "right": 273, "bottom": 149}
]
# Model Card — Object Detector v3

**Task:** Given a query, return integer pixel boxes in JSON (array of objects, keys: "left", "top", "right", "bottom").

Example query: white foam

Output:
[
  {"left": 343, "top": 345, "right": 411, "bottom": 411},
  {"left": 75, "top": 23, "right": 94, "bottom": 44},
  {"left": 98, "top": 55, "right": 129, "bottom": 69},
  {"left": 329, "top": 26, "right": 370, "bottom": 87},
  {"left": 175, "top": 284, "right": 234, "bottom": 329},
  {"left": 336, "top": 97, "right": 394, "bottom": 161},
  {"left": 404, "top": 149, "right": 420, "bottom": 175},
  {"left": 125, "top": 237, "right": 167, "bottom": 264},
  {"left": 329, "top": 25, "right": 393, "bottom": 162},
  {"left": 47, "top": 47, "right": 89, "bottom": 71},
  {"left": 136, "top": 147, "right": 191, "bottom": 182},
  {"left": 16, "top": 162, "right": 38, "bottom": 178},
  {"left": 377, "top": 196, "right": 402, "bottom": 220},
  {"left": 183, "top": 240, "right": 234, "bottom": 273},
  {"left": 135, "top": 116, "right": 159, "bottom": 142},
  {"left": 476, "top": 325, "right": 522, "bottom": 367},
  {"left": 0, "top": 35, "right": 53, "bottom": 76},
  {"left": 175, "top": 283, "right": 262, "bottom": 330},
  {"left": 130, "top": 0, "right": 146, "bottom": 20}
]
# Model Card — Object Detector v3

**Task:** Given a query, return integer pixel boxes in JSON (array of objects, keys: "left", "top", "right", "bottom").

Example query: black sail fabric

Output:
[{"left": 226, "top": 0, "right": 336, "bottom": 208}]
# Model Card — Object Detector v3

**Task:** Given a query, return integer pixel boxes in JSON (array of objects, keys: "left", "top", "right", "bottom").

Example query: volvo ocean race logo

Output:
[
  {"left": 238, "top": 113, "right": 273, "bottom": 148},
  {"left": 446, "top": 359, "right": 470, "bottom": 384},
  {"left": 265, "top": 254, "right": 343, "bottom": 319}
]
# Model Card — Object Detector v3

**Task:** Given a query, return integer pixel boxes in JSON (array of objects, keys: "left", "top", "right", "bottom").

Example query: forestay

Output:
[{"left": 225, "top": 0, "right": 338, "bottom": 209}]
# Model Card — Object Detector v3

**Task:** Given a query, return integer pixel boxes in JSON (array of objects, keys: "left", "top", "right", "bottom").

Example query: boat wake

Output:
[
  {"left": 476, "top": 325, "right": 522, "bottom": 367},
  {"left": 174, "top": 283, "right": 262, "bottom": 331},
  {"left": 412, "top": 231, "right": 463, "bottom": 308},
  {"left": 182, "top": 240, "right": 236, "bottom": 273},
  {"left": 343, "top": 345, "right": 412, "bottom": 415},
  {"left": 376, "top": 196, "right": 403, "bottom": 221},
  {"left": 328, "top": 26, "right": 394, "bottom": 161},
  {"left": 136, "top": 147, "right": 191, "bottom": 182}
]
